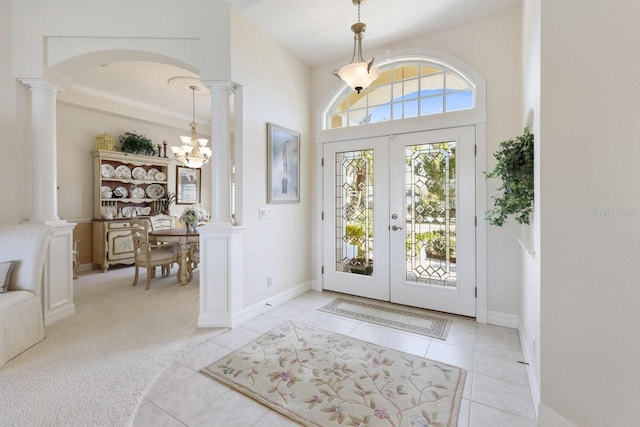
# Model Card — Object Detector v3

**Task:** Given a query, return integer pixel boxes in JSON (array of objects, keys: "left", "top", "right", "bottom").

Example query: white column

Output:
[
  {"left": 19, "top": 78, "right": 76, "bottom": 325},
  {"left": 198, "top": 81, "right": 245, "bottom": 328}
]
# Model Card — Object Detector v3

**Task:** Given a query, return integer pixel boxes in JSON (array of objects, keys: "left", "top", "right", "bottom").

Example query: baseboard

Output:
[
  {"left": 519, "top": 326, "right": 540, "bottom": 417},
  {"left": 538, "top": 402, "right": 577, "bottom": 427},
  {"left": 44, "top": 303, "right": 76, "bottom": 326},
  {"left": 234, "top": 281, "right": 313, "bottom": 327},
  {"left": 487, "top": 310, "right": 519, "bottom": 329}
]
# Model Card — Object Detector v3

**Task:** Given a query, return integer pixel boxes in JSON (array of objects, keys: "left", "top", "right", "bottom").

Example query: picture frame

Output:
[
  {"left": 175, "top": 166, "right": 201, "bottom": 205},
  {"left": 267, "top": 122, "right": 300, "bottom": 204}
]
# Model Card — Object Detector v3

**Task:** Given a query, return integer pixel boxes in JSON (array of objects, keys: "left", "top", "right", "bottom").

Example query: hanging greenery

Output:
[{"left": 485, "top": 127, "right": 534, "bottom": 226}]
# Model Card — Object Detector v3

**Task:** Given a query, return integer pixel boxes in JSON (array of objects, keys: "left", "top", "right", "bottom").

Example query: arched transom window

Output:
[{"left": 325, "top": 60, "right": 476, "bottom": 130}]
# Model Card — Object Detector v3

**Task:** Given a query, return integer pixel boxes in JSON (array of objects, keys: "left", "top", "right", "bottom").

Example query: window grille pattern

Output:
[{"left": 326, "top": 63, "right": 474, "bottom": 129}]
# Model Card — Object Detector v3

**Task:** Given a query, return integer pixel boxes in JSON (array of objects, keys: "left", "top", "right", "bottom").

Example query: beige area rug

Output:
[
  {"left": 201, "top": 321, "right": 465, "bottom": 427},
  {"left": 319, "top": 297, "right": 452, "bottom": 340},
  {"left": 0, "top": 267, "right": 225, "bottom": 427}
]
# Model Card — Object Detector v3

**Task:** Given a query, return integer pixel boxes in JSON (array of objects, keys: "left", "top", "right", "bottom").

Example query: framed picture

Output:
[
  {"left": 267, "top": 122, "right": 300, "bottom": 203},
  {"left": 176, "top": 166, "right": 201, "bottom": 205}
]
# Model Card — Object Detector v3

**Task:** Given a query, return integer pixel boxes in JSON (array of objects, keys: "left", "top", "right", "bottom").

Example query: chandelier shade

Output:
[
  {"left": 171, "top": 84, "right": 211, "bottom": 169},
  {"left": 336, "top": 0, "right": 381, "bottom": 94}
]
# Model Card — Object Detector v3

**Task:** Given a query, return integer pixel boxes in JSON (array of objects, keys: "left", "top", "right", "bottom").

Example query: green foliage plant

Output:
[
  {"left": 485, "top": 127, "right": 534, "bottom": 226},
  {"left": 119, "top": 131, "right": 157, "bottom": 156}
]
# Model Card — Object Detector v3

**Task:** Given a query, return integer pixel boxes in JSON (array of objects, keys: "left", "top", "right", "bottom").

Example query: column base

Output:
[
  {"left": 43, "top": 220, "right": 76, "bottom": 325},
  {"left": 197, "top": 223, "right": 245, "bottom": 328}
]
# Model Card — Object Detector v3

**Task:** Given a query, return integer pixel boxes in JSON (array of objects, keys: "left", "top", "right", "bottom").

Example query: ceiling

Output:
[{"left": 66, "top": 0, "right": 520, "bottom": 124}]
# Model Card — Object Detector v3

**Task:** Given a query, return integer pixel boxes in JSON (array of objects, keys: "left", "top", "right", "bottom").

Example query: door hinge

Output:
[
  {"left": 321, "top": 158, "right": 324, "bottom": 167},
  {"left": 321, "top": 265, "right": 325, "bottom": 274},
  {"left": 474, "top": 145, "right": 477, "bottom": 156},
  {"left": 475, "top": 287, "right": 478, "bottom": 298},
  {"left": 321, "top": 212, "right": 324, "bottom": 220},
  {"left": 474, "top": 215, "right": 477, "bottom": 226}
]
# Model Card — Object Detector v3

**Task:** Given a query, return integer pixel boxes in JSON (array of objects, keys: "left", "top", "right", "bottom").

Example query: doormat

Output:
[
  {"left": 201, "top": 321, "right": 465, "bottom": 427},
  {"left": 319, "top": 297, "right": 452, "bottom": 340}
]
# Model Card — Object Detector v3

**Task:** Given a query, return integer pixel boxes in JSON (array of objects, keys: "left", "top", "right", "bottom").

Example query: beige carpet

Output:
[
  {"left": 0, "top": 267, "right": 225, "bottom": 427},
  {"left": 319, "top": 297, "right": 452, "bottom": 340},
  {"left": 202, "top": 321, "right": 465, "bottom": 427}
]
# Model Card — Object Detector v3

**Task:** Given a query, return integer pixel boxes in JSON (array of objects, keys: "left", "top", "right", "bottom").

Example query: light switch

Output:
[{"left": 259, "top": 207, "right": 273, "bottom": 219}]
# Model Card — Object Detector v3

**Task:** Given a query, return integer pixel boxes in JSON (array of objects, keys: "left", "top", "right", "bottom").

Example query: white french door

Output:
[{"left": 322, "top": 127, "right": 476, "bottom": 317}]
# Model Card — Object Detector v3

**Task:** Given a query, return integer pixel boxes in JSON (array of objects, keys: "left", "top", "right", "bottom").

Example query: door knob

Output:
[{"left": 391, "top": 225, "right": 403, "bottom": 231}]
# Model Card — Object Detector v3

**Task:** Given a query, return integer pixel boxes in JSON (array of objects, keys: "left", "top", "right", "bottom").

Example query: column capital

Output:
[
  {"left": 18, "top": 78, "right": 67, "bottom": 93},
  {"left": 201, "top": 80, "right": 234, "bottom": 94}
]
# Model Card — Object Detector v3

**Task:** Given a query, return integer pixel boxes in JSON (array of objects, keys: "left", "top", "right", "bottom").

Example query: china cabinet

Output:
[{"left": 92, "top": 150, "right": 171, "bottom": 271}]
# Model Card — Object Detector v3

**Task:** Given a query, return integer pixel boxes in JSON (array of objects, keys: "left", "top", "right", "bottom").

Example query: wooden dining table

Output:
[{"left": 149, "top": 229, "right": 199, "bottom": 286}]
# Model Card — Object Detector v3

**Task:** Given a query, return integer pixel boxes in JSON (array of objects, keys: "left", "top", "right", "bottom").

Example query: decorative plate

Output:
[
  {"left": 154, "top": 172, "right": 166, "bottom": 182},
  {"left": 115, "top": 165, "right": 132, "bottom": 179},
  {"left": 101, "top": 164, "right": 115, "bottom": 179},
  {"left": 130, "top": 187, "right": 146, "bottom": 199},
  {"left": 101, "top": 186, "right": 112, "bottom": 193},
  {"left": 113, "top": 186, "right": 128, "bottom": 198},
  {"left": 132, "top": 167, "right": 147, "bottom": 181},
  {"left": 146, "top": 183, "right": 165, "bottom": 199},
  {"left": 136, "top": 206, "right": 151, "bottom": 216},
  {"left": 147, "top": 168, "right": 160, "bottom": 181}
]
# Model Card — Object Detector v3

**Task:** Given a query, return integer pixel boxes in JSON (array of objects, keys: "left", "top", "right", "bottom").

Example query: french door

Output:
[{"left": 322, "top": 127, "right": 476, "bottom": 317}]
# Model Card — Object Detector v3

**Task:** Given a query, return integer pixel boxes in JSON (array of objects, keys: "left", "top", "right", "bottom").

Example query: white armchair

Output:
[{"left": 0, "top": 224, "right": 52, "bottom": 368}]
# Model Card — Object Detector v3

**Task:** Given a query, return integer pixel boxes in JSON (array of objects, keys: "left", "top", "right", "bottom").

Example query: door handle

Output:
[{"left": 391, "top": 225, "right": 403, "bottom": 231}]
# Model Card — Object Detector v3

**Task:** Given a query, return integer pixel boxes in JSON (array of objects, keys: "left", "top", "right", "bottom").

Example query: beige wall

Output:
[
  {"left": 230, "top": 9, "right": 312, "bottom": 307},
  {"left": 312, "top": 7, "right": 523, "bottom": 317},
  {"left": 539, "top": 0, "right": 640, "bottom": 425}
]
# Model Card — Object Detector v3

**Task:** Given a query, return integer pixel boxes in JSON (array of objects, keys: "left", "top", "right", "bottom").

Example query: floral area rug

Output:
[
  {"left": 319, "top": 297, "right": 452, "bottom": 340},
  {"left": 200, "top": 321, "right": 465, "bottom": 427}
]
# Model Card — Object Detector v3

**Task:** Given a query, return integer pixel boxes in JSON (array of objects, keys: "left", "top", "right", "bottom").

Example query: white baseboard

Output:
[
  {"left": 487, "top": 311, "right": 519, "bottom": 329},
  {"left": 44, "top": 303, "right": 76, "bottom": 326},
  {"left": 538, "top": 402, "right": 577, "bottom": 427},
  {"left": 518, "top": 326, "right": 540, "bottom": 417},
  {"left": 233, "top": 281, "right": 313, "bottom": 326}
]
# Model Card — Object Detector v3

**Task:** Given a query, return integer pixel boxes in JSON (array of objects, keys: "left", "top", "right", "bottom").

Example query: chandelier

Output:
[
  {"left": 336, "top": 0, "right": 381, "bottom": 94},
  {"left": 171, "top": 85, "right": 211, "bottom": 169}
]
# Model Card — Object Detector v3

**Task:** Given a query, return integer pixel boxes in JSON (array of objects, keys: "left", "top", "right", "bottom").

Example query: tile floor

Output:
[{"left": 132, "top": 291, "right": 537, "bottom": 427}]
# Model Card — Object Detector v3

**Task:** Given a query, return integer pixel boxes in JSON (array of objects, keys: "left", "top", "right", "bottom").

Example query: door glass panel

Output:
[
  {"left": 335, "top": 150, "right": 374, "bottom": 276},
  {"left": 405, "top": 142, "right": 456, "bottom": 287}
]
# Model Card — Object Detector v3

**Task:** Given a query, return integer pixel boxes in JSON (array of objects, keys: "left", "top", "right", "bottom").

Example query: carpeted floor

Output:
[{"left": 0, "top": 266, "right": 225, "bottom": 427}]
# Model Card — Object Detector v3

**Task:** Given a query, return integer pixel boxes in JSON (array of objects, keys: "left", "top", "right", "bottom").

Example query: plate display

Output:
[
  {"left": 147, "top": 168, "right": 160, "bottom": 181},
  {"left": 115, "top": 165, "right": 132, "bottom": 179},
  {"left": 101, "top": 186, "right": 112, "bottom": 193},
  {"left": 132, "top": 167, "right": 147, "bottom": 181},
  {"left": 101, "top": 164, "right": 115, "bottom": 179},
  {"left": 113, "top": 186, "right": 128, "bottom": 198},
  {"left": 154, "top": 172, "right": 166, "bottom": 182},
  {"left": 130, "top": 187, "right": 146, "bottom": 199},
  {"left": 146, "top": 183, "right": 165, "bottom": 199}
]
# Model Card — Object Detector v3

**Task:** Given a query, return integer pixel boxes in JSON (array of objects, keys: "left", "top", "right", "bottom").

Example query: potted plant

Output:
[
  {"left": 119, "top": 131, "right": 157, "bottom": 156},
  {"left": 159, "top": 192, "right": 175, "bottom": 215},
  {"left": 485, "top": 127, "right": 534, "bottom": 226}
]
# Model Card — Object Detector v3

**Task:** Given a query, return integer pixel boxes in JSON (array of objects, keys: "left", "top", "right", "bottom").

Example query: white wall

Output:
[
  {"left": 312, "top": 7, "right": 523, "bottom": 317},
  {"left": 230, "top": 10, "right": 312, "bottom": 307},
  {"left": 519, "top": 0, "right": 541, "bottom": 411},
  {"left": 56, "top": 103, "right": 211, "bottom": 221},
  {"left": 539, "top": 1, "right": 640, "bottom": 425}
]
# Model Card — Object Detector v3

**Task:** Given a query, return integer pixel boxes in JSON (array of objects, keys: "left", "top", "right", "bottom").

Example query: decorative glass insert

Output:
[
  {"left": 325, "top": 62, "right": 475, "bottom": 129},
  {"left": 335, "top": 150, "right": 374, "bottom": 276},
  {"left": 405, "top": 142, "right": 457, "bottom": 287}
]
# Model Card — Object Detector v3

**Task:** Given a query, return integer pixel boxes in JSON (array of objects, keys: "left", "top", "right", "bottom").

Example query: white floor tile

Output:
[
  {"left": 426, "top": 341, "right": 475, "bottom": 371},
  {"left": 212, "top": 326, "right": 263, "bottom": 350},
  {"left": 144, "top": 362, "right": 197, "bottom": 402},
  {"left": 349, "top": 322, "right": 431, "bottom": 357},
  {"left": 253, "top": 410, "right": 302, "bottom": 427},
  {"left": 469, "top": 402, "right": 537, "bottom": 427},
  {"left": 132, "top": 399, "right": 186, "bottom": 427},
  {"left": 471, "top": 373, "right": 536, "bottom": 420},
  {"left": 177, "top": 341, "right": 233, "bottom": 371},
  {"left": 239, "top": 314, "right": 290, "bottom": 334},
  {"left": 457, "top": 398, "right": 471, "bottom": 427},
  {"left": 187, "top": 390, "right": 268, "bottom": 426},
  {"left": 474, "top": 351, "right": 529, "bottom": 386},
  {"left": 475, "top": 333, "right": 524, "bottom": 361}
]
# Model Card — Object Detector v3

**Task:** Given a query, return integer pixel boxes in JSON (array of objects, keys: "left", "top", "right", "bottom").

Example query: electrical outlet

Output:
[{"left": 267, "top": 276, "right": 273, "bottom": 288}]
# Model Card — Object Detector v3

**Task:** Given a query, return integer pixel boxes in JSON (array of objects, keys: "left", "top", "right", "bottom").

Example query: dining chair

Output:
[
  {"left": 129, "top": 219, "right": 177, "bottom": 290},
  {"left": 149, "top": 214, "right": 172, "bottom": 231}
]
